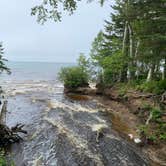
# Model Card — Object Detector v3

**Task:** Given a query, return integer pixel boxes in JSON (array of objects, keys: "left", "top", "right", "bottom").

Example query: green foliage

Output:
[
  {"left": 148, "top": 135, "right": 157, "bottom": 142},
  {"left": 142, "top": 103, "right": 151, "bottom": 111},
  {"left": 138, "top": 104, "right": 166, "bottom": 143},
  {"left": 151, "top": 108, "right": 162, "bottom": 122},
  {"left": 138, "top": 125, "right": 148, "bottom": 135},
  {"left": 0, "top": 157, "right": 6, "bottom": 166},
  {"left": 0, "top": 43, "right": 10, "bottom": 74},
  {"left": 77, "top": 53, "right": 90, "bottom": 72},
  {"left": 159, "top": 133, "right": 166, "bottom": 141},
  {"left": 59, "top": 54, "right": 90, "bottom": 89},
  {"left": 118, "top": 87, "right": 127, "bottom": 97},
  {"left": 90, "top": 31, "right": 106, "bottom": 65},
  {"left": 58, "top": 66, "right": 89, "bottom": 89},
  {"left": 89, "top": 0, "right": 166, "bottom": 86},
  {"left": 0, "top": 151, "right": 7, "bottom": 166},
  {"left": 102, "top": 52, "right": 126, "bottom": 73},
  {"left": 102, "top": 69, "right": 114, "bottom": 86},
  {"left": 137, "top": 80, "right": 166, "bottom": 94},
  {"left": 32, "top": 0, "right": 106, "bottom": 24},
  {"left": 138, "top": 123, "right": 165, "bottom": 143}
]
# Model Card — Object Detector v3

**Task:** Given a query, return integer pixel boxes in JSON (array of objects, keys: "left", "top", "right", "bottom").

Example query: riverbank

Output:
[{"left": 65, "top": 85, "right": 166, "bottom": 166}]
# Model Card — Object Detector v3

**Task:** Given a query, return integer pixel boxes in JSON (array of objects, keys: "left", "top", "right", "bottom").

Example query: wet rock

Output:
[
  {"left": 99, "top": 138, "right": 148, "bottom": 166},
  {"left": 55, "top": 133, "right": 99, "bottom": 166}
]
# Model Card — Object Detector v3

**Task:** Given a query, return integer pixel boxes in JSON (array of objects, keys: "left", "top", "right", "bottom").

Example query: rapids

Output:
[{"left": 2, "top": 80, "right": 148, "bottom": 166}]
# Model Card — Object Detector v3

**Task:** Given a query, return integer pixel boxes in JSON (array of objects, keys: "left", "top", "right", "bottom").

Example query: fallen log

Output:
[
  {"left": 145, "top": 112, "right": 153, "bottom": 125},
  {"left": 0, "top": 99, "right": 27, "bottom": 147},
  {"left": 0, "top": 100, "right": 7, "bottom": 124}
]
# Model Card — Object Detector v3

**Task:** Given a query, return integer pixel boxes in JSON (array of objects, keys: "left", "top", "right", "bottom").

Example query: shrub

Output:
[
  {"left": 151, "top": 108, "right": 162, "bottom": 121},
  {"left": 118, "top": 85, "right": 127, "bottom": 97},
  {"left": 138, "top": 125, "right": 148, "bottom": 135},
  {"left": 137, "top": 79, "right": 166, "bottom": 94},
  {"left": 0, "top": 157, "right": 6, "bottom": 166},
  {"left": 148, "top": 135, "right": 157, "bottom": 142},
  {"left": 58, "top": 66, "right": 89, "bottom": 89},
  {"left": 103, "top": 69, "right": 114, "bottom": 86},
  {"left": 0, "top": 151, "right": 7, "bottom": 166},
  {"left": 159, "top": 133, "right": 166, "bottom": 140}
]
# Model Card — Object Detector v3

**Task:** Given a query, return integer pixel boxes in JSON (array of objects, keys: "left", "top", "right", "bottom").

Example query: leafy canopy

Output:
[{"left": 31, "top": 0, "right": 106, "bottom": 24}]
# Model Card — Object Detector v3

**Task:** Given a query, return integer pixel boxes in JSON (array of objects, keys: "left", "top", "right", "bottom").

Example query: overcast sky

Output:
[{"left": 0, "top": 0, "right": 113, "bottom": 62}]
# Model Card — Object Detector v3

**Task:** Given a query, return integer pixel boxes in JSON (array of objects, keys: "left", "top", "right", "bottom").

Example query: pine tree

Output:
[{"left": 90, "top": 0, "right": 166, "bottom": 83}]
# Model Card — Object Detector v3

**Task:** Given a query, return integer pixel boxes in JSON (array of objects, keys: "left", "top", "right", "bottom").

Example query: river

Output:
[{"left": 1, "top": 62, "right": 149, "bottom": 165}]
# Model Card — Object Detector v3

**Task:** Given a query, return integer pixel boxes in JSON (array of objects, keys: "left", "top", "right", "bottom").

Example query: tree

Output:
[
  {"left": 32, "top": 0, "right": 106, "bottom": 24},
  {"left": 133, "top": 0, "right": 166, "bottom": 81},
  {"left": 89, "top": 0, "right": 166, "bottom": 85},
  {"left": 77, "top": 53, "right": 89, "bottom": 72},
  {"left": 0, "top": 43, "right": 10, "bottom": 74},
  {"left": 90, "top": 31, "right": 106, "bottom": 66}
]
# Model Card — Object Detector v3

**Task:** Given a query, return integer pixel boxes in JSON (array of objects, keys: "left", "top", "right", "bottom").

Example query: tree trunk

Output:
[
  {"left": 162, "top": 58, "right": 166, "bottom": 80},
  {"left": 122, "top": 21, "right": 128, "bottom": 54},
  {"left": 146, "top": 64, "right": 155, "bottom": 82},
  {"left": 128, "top": 23, "right": 135, "bottom": 80},
  {"left": 135, "top": 40, "right": 140, "bottom": 79},
  {"left": 121, "top": 21, "right": 129, "bottom": 82},
  {"left": 0, "top": 100, "right": 7, "bottom": 124},
  {"left": 0, "top": 100, "right": 27, "bottom": 147}
]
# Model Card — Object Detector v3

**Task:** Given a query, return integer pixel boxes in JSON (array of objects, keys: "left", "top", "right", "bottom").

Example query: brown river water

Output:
[{"left": 2, "top": 80, "right": 149, "bottom": 166}]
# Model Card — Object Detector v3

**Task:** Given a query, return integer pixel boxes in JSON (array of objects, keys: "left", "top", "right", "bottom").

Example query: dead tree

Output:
[{"left": 0, "top": 100, "right": 27, "bottom": 147}]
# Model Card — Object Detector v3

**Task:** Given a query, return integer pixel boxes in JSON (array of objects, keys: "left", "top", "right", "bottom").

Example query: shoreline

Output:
[{"left": 64, "top": 86, "right": 166, "bottom": 166}]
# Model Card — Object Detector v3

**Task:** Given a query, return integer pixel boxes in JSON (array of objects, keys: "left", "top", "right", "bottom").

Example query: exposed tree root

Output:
[{"left": 0, "top": 123, "right": 27, "bottom": 147}]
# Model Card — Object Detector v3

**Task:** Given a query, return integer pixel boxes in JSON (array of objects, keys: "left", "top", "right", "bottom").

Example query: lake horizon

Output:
[{"left": 1, "top": 61, "right": 76, "bottom": 82}]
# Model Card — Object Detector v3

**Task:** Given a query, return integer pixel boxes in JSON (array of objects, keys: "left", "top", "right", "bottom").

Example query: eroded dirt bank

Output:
[
  {"left": 2, "top": 80, "right": 149, "bottom": 166},
  {"left": 67, "top": 86, "right": 166, "bottom": 166}
]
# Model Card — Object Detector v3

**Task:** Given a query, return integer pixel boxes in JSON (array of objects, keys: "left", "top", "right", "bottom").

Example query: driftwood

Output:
[
  {"left": 0, "top": 100, "right": 27, "bottom": 147},
  {"left": 0, "top": 123, "right": 27, "bottom": 147},
  {"left": 131, "top": 94, "right": 155, "bottom": 99},
  {"left": 0, "top": 100, "right": 7, "bottom": 124},
  {"left": 145, "top": 112, "right": 153, "bottom": 125},
  {"left": 0, "top": 122, "right": 27, "bottom": 147}
]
